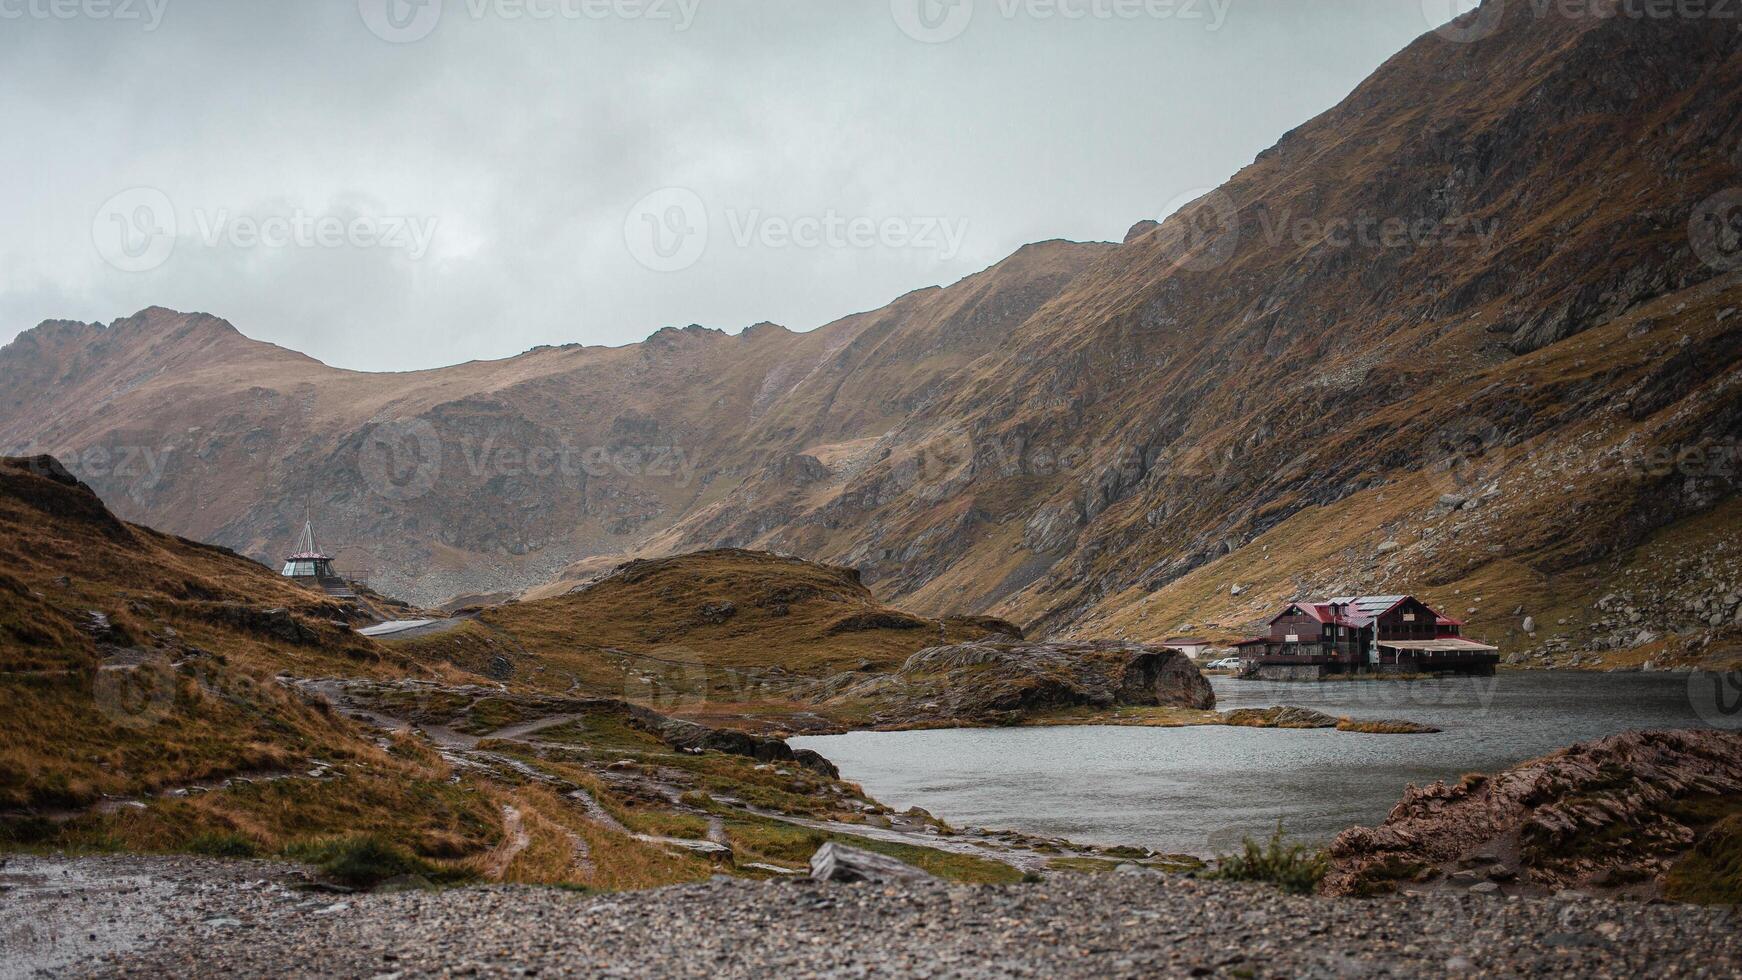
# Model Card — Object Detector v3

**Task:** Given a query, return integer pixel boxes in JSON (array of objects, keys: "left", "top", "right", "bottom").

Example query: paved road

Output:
[{"left": 354, "top": 619, "right": 463, "bottom": 640}]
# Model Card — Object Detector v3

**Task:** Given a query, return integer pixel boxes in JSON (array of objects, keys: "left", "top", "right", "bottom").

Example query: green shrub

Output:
[
  {"left": 286, "top": 834, "right": 464, "bottom": 889},
  {"left": 186, "top": 832, "right": 259, "bottom": 859},
  {"left": 1210, "top": 823, "right": 1329, "bottom": 895},
  {"left": 0, "top": 815, "right": 60, "bottom": 847}
]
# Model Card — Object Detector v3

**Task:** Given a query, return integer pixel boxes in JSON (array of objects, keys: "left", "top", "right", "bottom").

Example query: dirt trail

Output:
[
  {"left": 565, "top": 788, "right": 630, "bottom": 834},
  {"left": 565, "top": 788, "right": 729, "bottom": 858},
  {"left": 483, "top": 806, "right": 530, "bottom": 880},
  {"left": 485, "top": 714, "right": 583, "bottom": 742},
  {"left": 296, "top": 679, "right": 1086, "bottom": 872}
]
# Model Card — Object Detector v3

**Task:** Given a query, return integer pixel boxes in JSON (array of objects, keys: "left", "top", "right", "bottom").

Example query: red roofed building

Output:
[{"left": 1234, "top": 595, "right": 1497, "bottom": 679}]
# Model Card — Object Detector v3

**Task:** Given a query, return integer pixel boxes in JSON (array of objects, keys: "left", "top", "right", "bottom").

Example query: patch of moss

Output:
[
  {"left": 1045, "top": 856, "right": 1123, "bottom": 873},
  {"left": 1664, "top": 813, "right": 1742, "bottom": 905}
]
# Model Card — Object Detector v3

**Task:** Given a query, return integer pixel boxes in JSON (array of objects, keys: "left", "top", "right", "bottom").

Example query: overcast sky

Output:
[{"left": 0, "top": 0, "right": 1477, "bottom": 372}]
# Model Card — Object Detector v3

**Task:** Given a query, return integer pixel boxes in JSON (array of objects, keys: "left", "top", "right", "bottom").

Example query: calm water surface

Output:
[{"left": 791, "top": 672, "right": 1735, "bottom": 856}]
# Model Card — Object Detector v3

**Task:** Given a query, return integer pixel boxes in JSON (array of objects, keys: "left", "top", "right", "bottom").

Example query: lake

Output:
[{"left": 791, "top": 671, "right": 1739, "bottom": 857}]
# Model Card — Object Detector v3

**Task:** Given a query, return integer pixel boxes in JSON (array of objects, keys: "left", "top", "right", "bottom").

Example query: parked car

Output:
[{"left": 1205, "top": 657, "right": 1243, "bottom": 671}]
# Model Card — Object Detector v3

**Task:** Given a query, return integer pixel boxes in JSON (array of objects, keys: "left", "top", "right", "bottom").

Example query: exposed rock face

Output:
[
  {"left": 832, "top": 640, "right": 1214, "bottom": 727},
  {"left": 1323, "top": 729, "right": 1742, "bottom": 898},
  {"left": 644, "top": 714, "right": 839, "bottom": 778}
]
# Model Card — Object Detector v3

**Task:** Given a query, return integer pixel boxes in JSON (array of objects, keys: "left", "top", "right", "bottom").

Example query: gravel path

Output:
[{"left": 6, "top": 855, "right": 1740, "bottom": 978}]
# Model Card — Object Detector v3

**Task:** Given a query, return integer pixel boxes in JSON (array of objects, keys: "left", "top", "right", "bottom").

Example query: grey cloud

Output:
[{"left": 0, "top": 0, "right": 1457, "bottom": 371}]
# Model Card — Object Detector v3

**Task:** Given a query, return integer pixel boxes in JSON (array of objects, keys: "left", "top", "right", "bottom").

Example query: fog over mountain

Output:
[{"left": 2, "top": 0, "right": 1467, "bottom": 370}]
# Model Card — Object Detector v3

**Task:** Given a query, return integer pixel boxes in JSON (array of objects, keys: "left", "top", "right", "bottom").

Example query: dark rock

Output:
[
  {"left": 831, "top": 640, "right": 1214, "bottom": 726},
  {"left": 697, "top": 602, "right": 737, "bottom": 625},
  {"left": 194, "top": 604, "right": 319, "bottom": 645},
  {"left": 824, "top": 611, "right": 931, "bottom": 635}
]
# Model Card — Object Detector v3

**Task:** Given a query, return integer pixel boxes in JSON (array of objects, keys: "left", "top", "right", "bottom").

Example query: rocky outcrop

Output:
[
  {"left": 1323, "top": 729, "right": 1742, "bottom": 898},
  {"left": 831, "top": 640, "right": 1214, "bottom": 727},
  {"left": 1219, "top": 706, "right": 1439, "bottom": 734},
  {"left": 640, "top": 713, "right": 839, "bottom": 778}
]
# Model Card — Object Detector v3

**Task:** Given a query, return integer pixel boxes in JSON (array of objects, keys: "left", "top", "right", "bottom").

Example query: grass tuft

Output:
[
  {"left": 1210, "top": 823, "right": 1329, "bottom": 895},
  {"left": 286, "top": 834, "right": 469, "bottom": 889},
  {"left": 185, "top": 831, "right": 259, "bottom": 859}
]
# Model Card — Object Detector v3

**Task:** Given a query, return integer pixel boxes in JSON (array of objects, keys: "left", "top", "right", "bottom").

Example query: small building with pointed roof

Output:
[{"left": 281, "top": 519, "right": 354, "bottom": 598}]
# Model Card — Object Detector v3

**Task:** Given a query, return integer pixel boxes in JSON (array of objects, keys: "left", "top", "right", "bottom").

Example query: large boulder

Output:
[
  {"left": 809, "top": 842, "right": 935, "bottom": 884},
  {"left": 1322, "top": 729, "right": 1742, "bottom": 899},
  {"left": 832, "top": 639, "right": 1214, "bottom": 727}
]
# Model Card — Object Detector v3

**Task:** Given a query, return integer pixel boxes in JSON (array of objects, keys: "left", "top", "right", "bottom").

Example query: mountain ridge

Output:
[{"left": 4, "top": 4, "right": 1740, "bottom": 666}]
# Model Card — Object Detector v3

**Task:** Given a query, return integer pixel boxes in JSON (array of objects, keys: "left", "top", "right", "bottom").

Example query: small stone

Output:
[{"left": 1468, "top": 882, "right": 1500, "bottom": 895}]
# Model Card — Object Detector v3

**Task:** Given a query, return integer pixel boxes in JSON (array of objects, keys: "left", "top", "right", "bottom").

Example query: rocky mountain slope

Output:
[{"left": 3, "top": 3, "right": 1739, "bottom": 658}]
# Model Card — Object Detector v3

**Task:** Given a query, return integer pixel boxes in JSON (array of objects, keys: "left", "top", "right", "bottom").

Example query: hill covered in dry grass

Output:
[
  {"left": 396, "top": 548, "right": 1024, "bottom": 731},
  {"left": 0, "top": 458, "right": 1058, "bottom": 889}
]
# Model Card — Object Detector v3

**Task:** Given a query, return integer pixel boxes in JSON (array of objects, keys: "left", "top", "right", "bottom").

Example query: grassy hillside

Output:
[
  {"left": 398, "top": 549, "right": 1022, "bottom": 731},
  {"left": 0, "top": 460, "right": 1031, "bottom": 888}
]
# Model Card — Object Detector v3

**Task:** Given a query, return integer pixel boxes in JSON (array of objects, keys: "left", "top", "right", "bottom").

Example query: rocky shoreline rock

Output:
[
  {"left": 828, "top": 640, "right": 1215, "bottom": 728},
  {"left": 1323, "top": 729, "right": 1742, "bottom": 899},
  {"left": 1219, "top": 706, "right": 1440, "bottom": 734}
]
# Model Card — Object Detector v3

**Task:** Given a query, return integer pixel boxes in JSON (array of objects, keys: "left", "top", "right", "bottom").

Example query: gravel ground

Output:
[{"left": 5, "top": 854, "right": 1740, "bottom": 978}]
